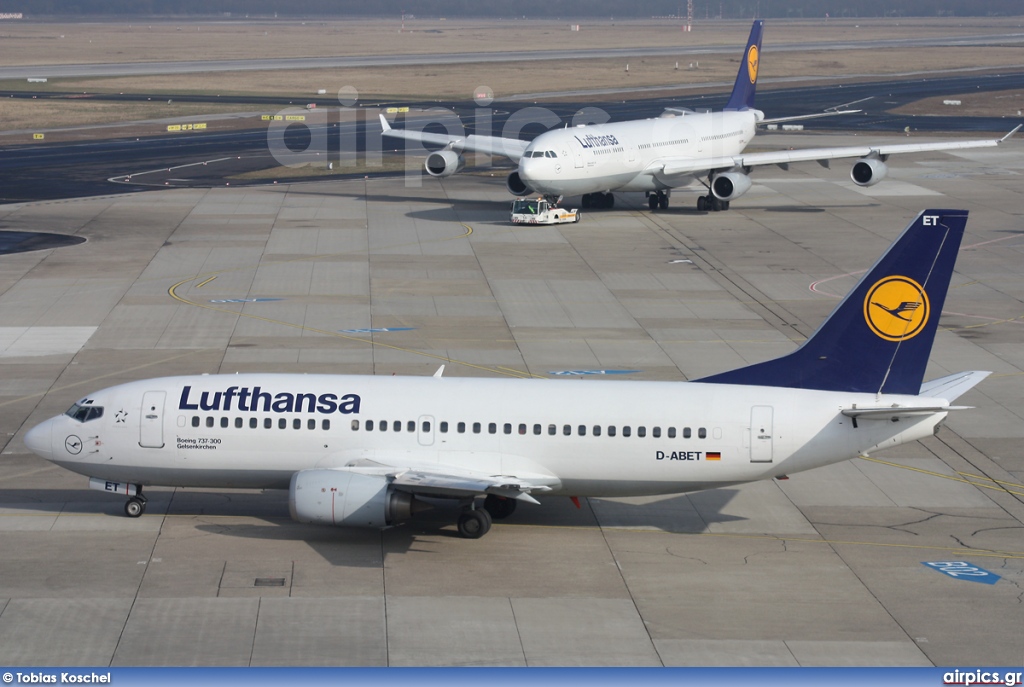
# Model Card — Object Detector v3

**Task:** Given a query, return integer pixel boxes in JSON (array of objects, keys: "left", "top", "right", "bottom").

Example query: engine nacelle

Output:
[
  {"left": 851, "top": 157, "right": 888, "bottom": 187},
  {"left": 710, "top": 172, "right": 753, "bottom": 201},
  {"left": 505, "top": 171, "right": 533, "bottom": 196},
  {"left": 424, "top": 149, "right": 465, "bottom": 178},
  {"left": 289, "top": 468, "right": 416, "bottom": 528}
]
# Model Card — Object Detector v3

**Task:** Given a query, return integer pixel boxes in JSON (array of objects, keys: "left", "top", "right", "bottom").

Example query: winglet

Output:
[
  {"left": 1000, "top": 124, "right": 1021, "bottom": 142},
  {"left": 724, "top": 20, "right": 764, "bottom": 111},
  {"left": 379, "top": 113, "right": 392, "bottom": 132},
  {"left": 433, "top": 365, "right": 445, "bottom": 378}
]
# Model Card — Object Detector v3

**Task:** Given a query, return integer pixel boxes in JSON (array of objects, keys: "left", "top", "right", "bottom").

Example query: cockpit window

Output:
[
  {"left": 65, "top": 403, "right": 103, "bottom": 423},
  {"left": 545, "top": 151, "right": 557, "bottom": 158}
]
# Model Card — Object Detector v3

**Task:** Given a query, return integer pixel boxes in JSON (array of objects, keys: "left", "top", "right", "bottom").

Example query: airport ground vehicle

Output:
[{"left": 510, "top": 197, "right": 580, "bottom": 225}]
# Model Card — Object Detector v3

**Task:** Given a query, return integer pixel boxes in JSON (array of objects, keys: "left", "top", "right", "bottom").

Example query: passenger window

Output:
[
  {"left": 440, "top": 421, "right": 449, "bottom": 433},
  {"left": 365, "top": 420, "right": 374, "bottom": 431},
  {"left": 379, "top": 420, "right": 387, "bottom": 431},
  {"left": 668, "top": 427, "right": 676, "bottom": 438},
  {"left": 622, "top": 426, "right": 631, "bottom": 438},
  {"left": 578, "top": 425, "right": 586, "bottom": 436},
  {"left": 422, "top": 421, "right": 431, "bottom": 432},
  {"left": 206, "top": 417, "right": 214, "bottom": 428},
  {"left": 548, "top": 424, "right": 556, "bottom": 436},
  {"left": 323, "top": 420, "right": 331, "bottom": 430},
  {"left": 407, "top": 421, "right": 415, "bottom": 432},
  {"left": 698, "top": 427, "right": 707, "bottom": 439},
  {"left": 265, "top": 418, "right": 272, "bottom": 429},
  {"left": 220, "top": 417, "right": 228, "bottom": 428},
  {"left": 278, "top": 418, "right": 286, "bottom": 429},
  {"left": 473, "top": 422, "right": 481, "bottom": 434},
  {"left": 638, "top": 426, "right": 646, "bottom": 438},
  {"left": 393, "top": 421, "right": 401, "bottom": 432},
  {"left": 683, "top": 427, "right": 691, "bottom": 438},
  {"left": 533, "top": 424, "right": 541, "bottom": 436},
  {"left": 234, "top": 418, "right": 243, "bottom": 429},
  {"left": 652, "top": 427, "right": 661, "bottom": 438},
  {"left": 488, "top": 423, "right": 497, "bottom": 434},
  {"left": 518, "top": 423, "right": 527, "bottom": 435},
  {"left": 608, "top": 426, "right": 617, "bottom": 437},
  {"left": 249, "top": 418, "right": 257, "bottom": 429},
  {"left": 308, "top": 419, "right": 315, "bottom": 430},
  {"left": 458, "top": 422, "right": 466, "bottom": 434},
  {"left": 293, "top": 419, "right": 301, "bottom": 430},
  {"left": 191, "top": 416, "right": 200, "bottom": 428},
  {"left": 563, "top": 424, "right": 571, "bottom": 436},
  {"left": 593, "top": 425, "right": 602, "bottom": 437},
  {"left": 504, "top": 423, "right": 512, "bottom": 435},
  {"left": 351, "top": 419, "right": 359, "bottom": 431}
]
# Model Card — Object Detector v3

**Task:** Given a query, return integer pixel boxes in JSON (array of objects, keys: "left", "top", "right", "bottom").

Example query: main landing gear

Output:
[
  {"left": 124, "top": 488, "right": 147, "bottom": 518},
  {"left": 581, "top": 192, "right": 614, "bottom": 209},
  {"left": 455, "top": 495, "right": 518, "bottom": 538},
  {"left": 696, "top": 195, "right": 730, "bottom": 212},
  {"left": 647, "top": 190, "right": 670, "bottom": 211}
]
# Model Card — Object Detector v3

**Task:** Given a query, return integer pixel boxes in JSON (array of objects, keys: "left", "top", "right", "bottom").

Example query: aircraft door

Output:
[
  {"left": 140, "top": 391, "right": 166, "bottom": 449},
  {"left": 749, "top": 405, "right": 773, "bottom": 463},
  {"left": 417, "top": 415, "right": 435, "bottom": 446},
  {"left": 568, "top": 138, "right": 584, "bottom": 169}
]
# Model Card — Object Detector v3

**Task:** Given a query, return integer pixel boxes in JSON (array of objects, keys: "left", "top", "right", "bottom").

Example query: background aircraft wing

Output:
[
  {"left": 380, "top": 114, "right": 530, "bottom": 162},
  {"left": 653, "top": 126, "right": 1020, "bottom": 177}
]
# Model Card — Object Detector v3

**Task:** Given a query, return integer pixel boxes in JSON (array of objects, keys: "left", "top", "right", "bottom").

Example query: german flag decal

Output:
[{"left": 706, "top": 451, "right": 721, "bottom": 461}]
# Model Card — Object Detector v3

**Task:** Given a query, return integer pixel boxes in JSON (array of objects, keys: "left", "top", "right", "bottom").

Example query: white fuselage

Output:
[
  {"left": 27, "top": 373, "right": 942, "bottom": 498},
  {"left": 517, "top": 110, "right": 757, "bottom": 196}
]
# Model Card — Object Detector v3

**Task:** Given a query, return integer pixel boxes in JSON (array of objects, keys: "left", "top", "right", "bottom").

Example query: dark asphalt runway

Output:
[{"left": 2, "top": 71, "right": 1022, "bottom": 204}]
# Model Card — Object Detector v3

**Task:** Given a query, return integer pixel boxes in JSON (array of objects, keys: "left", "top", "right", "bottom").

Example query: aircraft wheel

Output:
[
  {"left": 710, "top": 196, "right": 723, "bottom": 212},
  {"left": 484, "top": 494, "right": 517, "bottom": 520},
  {"left": 574, "top": 211, "right": 581, "bottom": 223},
  {"left": 658, "top": 195, "right": 669, "bottom": 210},
  {"left": 722, "top": 201, "right": 730, "bottom": 210},
  {"left": 124, "top": 497, "right": 146, "bottom": 518},
  {"left": 696, "top": 196, "right": 707, "bottom": 212},
  {"left": 457, "top": 508, "right": 492, "bottom": 539},
  {"left": 648, "top": 195, "right": 658, "bottom": 211},
  {"left": 581, "top": 194, "right": 592, "bottom": 209}
]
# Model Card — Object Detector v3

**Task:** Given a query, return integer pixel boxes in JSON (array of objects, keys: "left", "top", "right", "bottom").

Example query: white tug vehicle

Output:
[{"left": 510, "top": 197, "right": 580, "bottom": 225}]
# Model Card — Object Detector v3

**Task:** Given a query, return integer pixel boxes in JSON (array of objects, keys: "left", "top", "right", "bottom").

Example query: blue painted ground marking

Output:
[
  {"left": 549, "top": 370, "right": 640, "bottom": 376},
  {"left": 922, "top": 561, "right": 1000, "bottom": 585},
  {"left": 339, "top": 327, "right": 417, "bottom": 334}
]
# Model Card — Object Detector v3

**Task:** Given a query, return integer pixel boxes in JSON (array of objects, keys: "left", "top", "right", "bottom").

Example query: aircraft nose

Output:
[{"left": 24, "top": 418, "right": 53, "bottom": 460}]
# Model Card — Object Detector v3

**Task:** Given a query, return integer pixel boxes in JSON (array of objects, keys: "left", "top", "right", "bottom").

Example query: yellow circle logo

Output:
[
  {"left": 747, "top": 45, "right": 759, "bottom": 84},
  {"left": 863, "top": 276, "right": 930, "bottom": 342}
]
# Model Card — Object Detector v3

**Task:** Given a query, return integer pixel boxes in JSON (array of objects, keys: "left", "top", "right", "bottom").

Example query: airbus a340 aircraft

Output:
[
  {"left": 25, "top": 209, "right": 986, "bottom": 538},
  {"left": 381, "top": 21, "right": 1018, "bottom": 213}
]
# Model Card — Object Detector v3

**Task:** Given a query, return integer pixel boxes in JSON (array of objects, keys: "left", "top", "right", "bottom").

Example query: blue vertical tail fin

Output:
[
  {"left": 724, "top": 20, "right": 764, "bottom": 111},
  {"left": 698, "top": 210, "right": 968, "bottom": 395}
]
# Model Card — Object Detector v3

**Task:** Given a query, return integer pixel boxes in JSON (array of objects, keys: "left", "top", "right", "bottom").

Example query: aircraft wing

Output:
[
  {"left": 341, "top": 455, "right": 558, "bottom": 503},
  {"left": 653, "top": 125, "right": 1021, "bottom": 177},
  {"left": 380, "top": 114, "right": 530, "bottom": 162}
]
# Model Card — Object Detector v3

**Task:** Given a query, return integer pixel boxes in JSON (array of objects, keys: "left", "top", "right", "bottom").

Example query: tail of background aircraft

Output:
[
  {"left": 698, "top": 209, "right": 968, "bottom": 395},
  {"left": 724, "top": 20, "right": 764, "bottom": 111}
]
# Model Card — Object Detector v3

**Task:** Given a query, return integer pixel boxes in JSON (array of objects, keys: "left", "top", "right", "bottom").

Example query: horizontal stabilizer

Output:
[
  {"left": 919, "top": 370, "right": 991, "bottom": 402},
  {"left": 841, "top": 405, "right": 969, "bottom": 420}
]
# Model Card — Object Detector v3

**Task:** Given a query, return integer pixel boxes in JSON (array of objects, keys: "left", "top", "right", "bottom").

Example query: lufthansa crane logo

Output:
[
  {"left": 863, "top": 275, "right": 930, "bottom": 342},
  {"left": 747, "top": 45, "right": 759, "bottom": 84}
]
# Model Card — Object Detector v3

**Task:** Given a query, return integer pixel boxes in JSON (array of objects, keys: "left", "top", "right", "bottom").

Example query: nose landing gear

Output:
[{"left": 124, "top": 487, "right": 147, "bottom": 518}]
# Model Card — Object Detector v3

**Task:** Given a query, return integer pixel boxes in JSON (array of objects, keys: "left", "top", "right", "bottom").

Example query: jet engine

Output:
[
  {"left": 424, "top": 149, "right": 465, "bottom": 178},
  {"left": 505, "top": 171, "right": 533, "bottom": 196},
  {"left": 710, "top": 171, "right": 753, "bottom": 201},
  {"left": 851, "top": 157, "right": 888, "bottom": 187},
  {"left": 289, "top": 468, "right": 420, "bottom": 528}
]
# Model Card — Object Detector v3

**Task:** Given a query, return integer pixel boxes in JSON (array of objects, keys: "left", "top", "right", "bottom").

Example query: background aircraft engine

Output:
[
  {"left": 851, "top": 157, "right": 888, "bottom": 187},
  {"left": 424, "top": 149, "right": 465, "bottom": 178},
  {"left": 505, "top": 171, "right": 533, "bottom": 196},
  {"left": 289, "top": 469, "right": 416, "bottom": 528},
  {"left": 710, "top": 172, "right": 753, "bottom": 201}
]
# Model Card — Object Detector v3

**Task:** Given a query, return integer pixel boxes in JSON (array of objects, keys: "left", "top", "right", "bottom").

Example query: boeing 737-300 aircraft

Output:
[
  {"left": 381, "top": 21, "right": 1019, "bottom": 213},
  {"left": 24, "top": 209, "right": 987, "bottom": 538}
]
